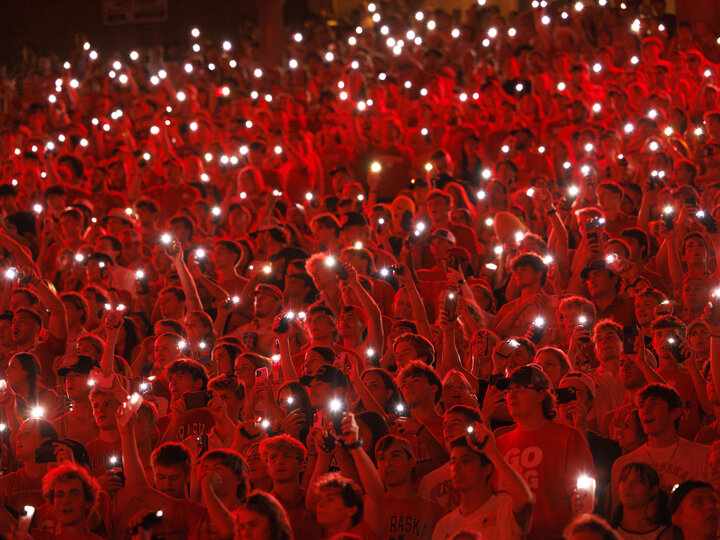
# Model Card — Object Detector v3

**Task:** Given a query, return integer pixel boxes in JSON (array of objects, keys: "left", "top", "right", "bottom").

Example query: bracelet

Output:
[
  {"left": 345, "top": 438, "right": 364, "bottom": 450},
  {"left": 710, "top": 333, "right": 720, "bottom": 339},
  {"left": 547, "top": 207, "right": 557, "bottom": 215}
]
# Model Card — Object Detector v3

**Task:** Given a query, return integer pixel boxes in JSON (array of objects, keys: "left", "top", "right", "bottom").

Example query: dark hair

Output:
[
  {"left": 201, "top": 449, "right": 249, "bottom": 502},
  {"left": 60, "top": 292, "right": 89, "bottom": 325},
  {"left": 611, "top": 462, "right": 669, "bottom": 528},
  {"left": 167, "top": 359, "right": 209, "bottom": 389},
  {"left": 356, "top": 411, "right": 390, "bottom": 462},
  {"left": 277, "top": 381, "right": 313, "bottom": 444},
  {"left": 445, "top": 404, "right": 483, "bottom": 424},
  {"left": 563, "top": 514, "right": 622, "bottom": 540},
  {"left": 151, "top": 442, "right": 192, "bottom": 475},
  {"left": 159, "top": 286, "right": 186, "bottom": 303},
  {"left": 620, "top": 227, "right": 650, "bottom": 260},
  {"left": 638, "top": 383, "right": 683, "bottom": 411},
  {"left": 209, "top": 374, "right": 245, "bottom": 401},
  {"left": 99, "top": 234, "right": 123, "bottom": 255},
  {"left": 397, "top": 361, "right": 443, "bottom": 403},
  {"left": 393, "top": 333, "right": 436, "bottom": 366},
  {"left": 511, "top": 252, "right": 549, "bottom": 285},
  {"left": 361, "top": 368, "right": 403, "bottom": 413},
  {"left": 449, "top": 436, "right": 492, "bottom": 469},
  {"left": 10, "top": 352, "right": 42, "bottom": 404},
  {"left": 314, "top": 472, "right": 364, "bottom": 526},
  {"left": 239, "top": 491, "right": 294, "bottom": 540}
]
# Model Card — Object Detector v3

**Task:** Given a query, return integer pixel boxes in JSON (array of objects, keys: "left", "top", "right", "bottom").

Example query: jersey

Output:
[
  {"left": 386, "top": 495, "right": 446, "bottom": 540},
  {"left": 418, "top": 463, "right": 459, "bottom": 513},
  {"left": 496, "top": 421, "right": 595, "bottom": 540}
]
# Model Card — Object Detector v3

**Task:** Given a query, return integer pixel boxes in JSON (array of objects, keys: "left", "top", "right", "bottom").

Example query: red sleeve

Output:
[{"left": 564, "top": 427, "right": 596, "bottom": 496}]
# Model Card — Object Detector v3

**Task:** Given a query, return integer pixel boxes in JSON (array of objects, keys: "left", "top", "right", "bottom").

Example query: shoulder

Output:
[{"left": 679, "top": 438, "right": 711, "bottom": 455}]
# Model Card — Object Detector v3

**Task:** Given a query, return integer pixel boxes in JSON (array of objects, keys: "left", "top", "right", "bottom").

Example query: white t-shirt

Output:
[
  {"left": 612, "top": 438, "right": 710, "bottom": 501},
  {"left": 431, "top": 494, "right": 523, "bottom": 540},
  {"left": 418, "top": 463, "right": 458, "bottom": 513}
]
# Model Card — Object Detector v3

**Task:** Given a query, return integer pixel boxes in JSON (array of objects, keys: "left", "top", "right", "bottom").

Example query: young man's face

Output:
[
  {"left": 198, "top": 458, "right": 241, "bottom": 500},
  {"left": 264, "top": 446, "right": 302, "bottom": 483},
  {"left": 400, "top": 373, "right": 435, "bottom": 408},
  {"left": 504, "top": 383, "right": 544, "bottom": 420},
  {"left": 394, "top": 341, "right": 422, "bottom": 370},
  {"left": 15, "top": 420, "right": 43, "bottom": 461},
  {"left": 635, "top": 295, "right": 660, "bottom": 326},
  {"left": 90, "top": 394, "right": 121, "bottom": 431},
  {"left": 683, "top": 237, "right": 709, "bottom": 266},
  {"left": 651, "top": 328, "right": 681, "bottom": 363},
  {"left": 672, "top": 487, "right": 720, "bottom": 538},
  {"left": 154, "top": 463, "right": 188, "bottom": 499},
  {"left": 315, "top": 485, "right": 357, "bottom": 527},
  {"left": 683, "top": 279, "right": 709, "bottom": 312},
  {"left": 376, "top": 442, "right": 414, "bottom": 488},
  {"left": 593, "top": 327, "right": 623, "bottom": 362},
  {"left": 443, "top": 412, "right": 474, "bottom": 447},
  {"left": 65, "top": 372, "right": 91, "bottom": 401},
  {"left": 513, "top": 264, "right": 541, "bottom": 289},
  {"left": 619, "top": 357, "right": 646, "bottom": 390},
  {"left": 586, "top": 269, "right": 617, "bottom": 298},
  {"left": 450, "top": 446, "right": 491, "bottom": 492},
  {"left": 52, "top": 478, "right": 89, "bottom": 526},
  {"left": 168, "top": 371, "right": 201, "bottom": 401},
  {"left": 154, "top": 335, "right": 180, "bottom": 366},
  {"left": 639, "top": 396, "right": 679, "bottom": 437}
]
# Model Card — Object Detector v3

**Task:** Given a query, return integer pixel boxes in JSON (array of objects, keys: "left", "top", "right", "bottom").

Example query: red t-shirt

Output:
[
  {"left": 386, "top": 495, "right": 445, "bottom": 540},
  {"left": 85, "top": 437, "right": 123, "bottom": 478},
  {"left": 157, "top": 408, "right": 215, "bottom": 443},
  {"left": 496, "top": 421, "right": 595, "bottom": 540}
]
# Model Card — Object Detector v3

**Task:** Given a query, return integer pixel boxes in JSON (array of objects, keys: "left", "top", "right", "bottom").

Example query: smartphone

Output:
[
  {"left": 445, "top": 290, "right": 459, "bottom": 321},
  {"left": 106, "top": 455, "right": 125, "bottom": 487},
  {"left": 667, "top": 336, "right": 687, "bottom": 363},
  {"left": 586, "top": 230, "right": 599, "bottom": 243},
  {"left": 555, "top": 386, "right": 577, "bottom": 404},
  {"left": 389, "top": 265, "right": 405, "bottom": 276},
  {"left": 196, "top": 433, "right": 208, "bottom": 457},
  {"left": 623, "top": 325, "right": 638, "bottom": 355},
  {"left": 34, "top": 442, "right": 57, "bottom": 464},
  {"left": 474, "top": 330, "right": 489, "bottom": 357},
  {"left": 133, "top": 510, "right": 164, "bottom": 535},
  {"left": 17, "top": 506, "right": 34, "bottom": 538},
  {"left": 183, "top": 390, "right": 213, "bottom": 409},
  {"left": 285, "top": 396, "right": 300, "bottom": 414},
  {"left": 255, "top": 367, "right": 269, "bottom": 381},
  {"left": 527, "top": 317, "right": 546, "bottom": 344},
  {"left": 662, "top": 210, "right": 675, "bottom": 230},
  {"left": 446, "top": 255, "right": 459, "bottom": 271},
  {"left": 329, "top": 399, "right": 346, "bottom": 433},
  {"left": 395, "top": 403, "right": 408, "bottom": 417}
]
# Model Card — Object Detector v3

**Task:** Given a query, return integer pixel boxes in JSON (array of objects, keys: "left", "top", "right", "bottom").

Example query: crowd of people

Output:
[{"left": 1, "top": 0, "right": 720, "bottom": 538}]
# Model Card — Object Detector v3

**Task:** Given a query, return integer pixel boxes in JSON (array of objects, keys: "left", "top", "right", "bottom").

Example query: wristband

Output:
[
  {"left": 547, "top": 207, "right": 557, "bottom": 215},
  {"left": 710, "top": 332, "right": 720, "bottom": 339},
  {"left": 345, "top": 438, "right": 364, "bottom": 450}
]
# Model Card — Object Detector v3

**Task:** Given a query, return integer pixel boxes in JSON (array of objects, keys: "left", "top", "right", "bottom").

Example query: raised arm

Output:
[
  {"left": 166, "top": 237, "right": 203, "bottom": 312},
  {"left": 25, "top": 267, "right": 67, "bottom": 342},
  {"left": 343, "top": 263, "right": 384, "bottom": 355}
]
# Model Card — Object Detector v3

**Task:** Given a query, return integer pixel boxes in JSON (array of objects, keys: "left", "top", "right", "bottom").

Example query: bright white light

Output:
[
  {"left": 541, "top": 15, "right": 551, "bottom": 25},
  {"left": 631, "top": 56, "right": 639, "bottom": 65},
  {"left": 488, "top": 27, "right": 498, "bottom": 38},
  {"left": 293, "top": 32, "right": 303, "bottom": 42},
  {"left": 624, "top": 123, "right": 634, "bottom": 134},
  {"left": 415, "top": 11, "right": 424, "bottom": 21},
  {"left": 222, "top": 41, "right": 232, "bottom": 51},
  {"left": 427, "top": 20, "right": 436, "bottom": 31},
  {"left": 177, "top": 91, "right": 186, "bottom": 102}
]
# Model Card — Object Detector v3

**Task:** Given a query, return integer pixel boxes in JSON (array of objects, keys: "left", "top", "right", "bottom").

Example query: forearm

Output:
[
  {"left": 440, "top": 328, "right": 462, "bottom": 379},
  {"left": 486, "top": 448, "right": 532, "bottom": 511},
  {"left": 403, "top": 279, "right": 433, "bottom": 342},
  {"left": 201, "top": 486, "right": 235, "bottom": 539},
  {"left": 279, "top": 335, "right": 298, "bottom": 382},
  {"left": 174, "top": 259, "right": 203, "bottom": 312},
  {"left": 350, "top": 281, "right": 383, "bottom": 352},
  {"left": 102, "top": 328, "right": 121, "bottom": 372},
  {"left": 119, "top": 428, "right": 150, "bottom": 491},
  {"left": 350, "top": 446, "right": 386, "bottom": 537}
]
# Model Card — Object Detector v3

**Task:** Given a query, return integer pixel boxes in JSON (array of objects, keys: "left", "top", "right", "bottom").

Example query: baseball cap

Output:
[
  {"left": 496, "top": 364, "right": 550, "bottom": 391},
  {"left": 428, "top": 228, "right": 457, "bottom": 244},
  {"left": 299, "top": 365, "right": 348, "bottom": 388},
  {"left": 341, "top": 305, "right": 368, "bottom": 327},
  {"left": 250, "top": 217, "right": 285, "bottom": 237},
  {"left": 101, "top": 208, "right": 134, "bottom": 226},
  {"left": 560, "top": 371, "right": 596, "bottom": 398},
  {"left": 580, "top": 259, "right": 618, "bottom": 280},
  {"left": 57, "top": 355, "right": 100, "bottom": 377}
]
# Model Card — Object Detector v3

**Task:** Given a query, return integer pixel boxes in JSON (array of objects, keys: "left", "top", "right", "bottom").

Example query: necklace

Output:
[{"left": 644, "top": 439, "right": 680, "bottom": 471}]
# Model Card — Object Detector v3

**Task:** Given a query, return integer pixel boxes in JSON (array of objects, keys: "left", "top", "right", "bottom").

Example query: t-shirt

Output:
[
  {"left": 496, "top": 421, "right": 595, "bottom": 540},
  {"left": 52, "top": 410, "right": 100, "bottom": 445},
  {"left": 386, "top": 495, "right": 445, "bottom": 540},
  {"left": 611, "top": 439, "right": 710, "bottom": 505},
  {"left": 271, "top": 488, "right": 321, "bottom": 539},
  {"left": 590, "top": 365, "right": 627, "bottom": 430},
  {"left": 85, "top": 437, "right": 123, "bottom": 478},
  {"left": 431, "top": 494, "right": 523, "bottom": 540},
  {"left": 158, "top": 408, "right": 215, "bottom": 443},
  {"left": 0, "top": 468, "right": 44, "bottom": 515},
  {"left": 418, "top": 463, "right": 459, "bottom": 514}
]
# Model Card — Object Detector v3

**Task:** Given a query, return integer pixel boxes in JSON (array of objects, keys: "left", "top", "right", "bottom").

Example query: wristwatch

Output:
[{"left": 345, "top": 438, "right": 364, "bottom": 450}]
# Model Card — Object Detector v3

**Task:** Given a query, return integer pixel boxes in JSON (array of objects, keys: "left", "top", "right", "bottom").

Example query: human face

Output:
[
  {"left": 264, "top": 446, "right": 301, "bottom": 483},
  {"left": 154, "top": 335, "right": 179, "bottom": 367},
  {"left": 616, "top": 412, "right": 645, "bottom": 452},
  {"left": 586, "top": 269, "right": 616, "bottom": 298},
  {"left": 235, "top": 509, "right": 272, "bottom": 540},
  {"left": 394, "top": 341, "right": 421, "bottom": 370},
  {"left": 12, "top": 313, "right": 39, "bottom": 345},
  {"left": 65, "top": 372, "right": 90, "bottom": 401},
  {"left": 377, "top": 442, "right": 414, "bottom": 487},
  {"left": 52, "top": 478, "right": 88, "bottom": 526},
  {"left": 90, "top": 393, "right": 121, "bottom": 431},
  {"left": 651, "top": 328, "right": 681, "bottom": 363},
  {"left": 442, "top": 377, "right": 474, "bottom": 410},
  {"left": 253, "top": 292, "right": 280, "bottom": 319},
  {"left": 514, "top": 264, "right": 541, "bottom": 289},
  {"left": 234, "top": 357, "right": 258, "bottom": 392},
  {"left": 392, "top": 290, "right": 413, "bottom": 319},
  {"left": 361, "top": 372, "right": 391, "bottom": 411},
  {"left": 400, "top": 373, "right": 434, "bottom": 408},
  {"left": 593, "top": 327, "right": 623, "bottom": 362},
  {"left": 635, "top": 295, "right": 659, "bottom": 326},
  {"left": 168, "top": 371, "right": 199, "bottom": 401},
  {"left": 159, "top": 292, "right": 183, "bottom": 320},
  {"left": 15, "top": 420, "right": 43, "bottom": 461},
  {"left": 639, "top": 396, "right": 678, "bottom": 437},
  {"left": 6, "top": 357, "right": 28, "bottom": 388},
  {"left": 536, "top": 351, "right": 566, "bottom": 389},
  {"left": 684, "top": 237, "right": 709, "bottom": 266},
  {"left": 503, "top": 383, "right": 544, "bottom": 419},
  {"left": 308, "top": 379, "right": 334, "bottom": 409},
  {"left": 154, "top": 463, "right": 188, "bottom": 499},
  {"left": 450, "top": 446, "right": 491, "bottom": 491},
  {"left": 184, "top": 314, "right": 205, "bottom": 342},
  {"left": 443, "top": 411, "right": 474, "bottom": 443},
  {"left": 338, "top": 309, "right": 364, "bottom": 339},
  {"left": 198, "top": 457, "right": 241, "bottom": 500},
  {"left": 315, "top": 486, "right": 356, "bottom": 527},
  {"left": 427, "top": 197, "right": 450, "bottom": 227},
  {"left": 672, "top": 487, "right": 720, "bottom": 538},
  {"left": 689, "top": 324, "right": 711, "bottom": 357},
  {"left": 306, "top": 311, "right": 335, "bottom": 340},
  {"left": 213, "top": 347, "right": 234, "bottom": 375},
  {"left": 619, "top": 356, "right": 645, "bottom": 390},
  {"left": 683, "top": 279, "right": 709, "bottom": 312}
]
